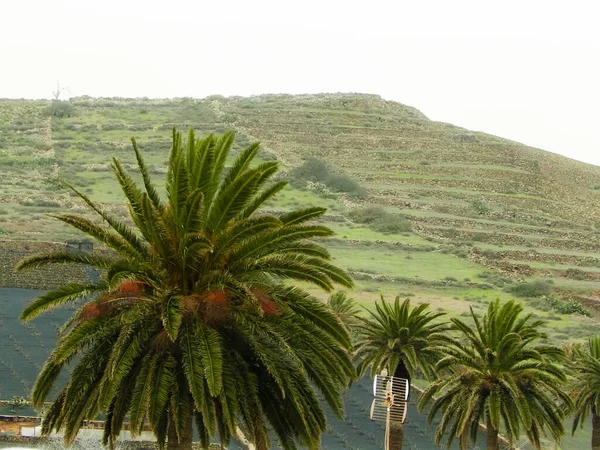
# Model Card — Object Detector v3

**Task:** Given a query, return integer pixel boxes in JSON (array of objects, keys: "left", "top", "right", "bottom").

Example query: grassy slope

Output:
[{"left": 1, "top": 94, "right": 599, "bottom": 449}]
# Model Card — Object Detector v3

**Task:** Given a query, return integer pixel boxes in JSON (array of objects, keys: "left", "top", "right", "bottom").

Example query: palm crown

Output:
[
  {"left": 353, "top": 296, "right": 448, "bottom": 380},
  {"left": 18, "top": 129, "right": 356, "bottom": 450},
  {"left": 327, "top": 291, "right": 361, "bottom": 332},
  {"left": 570, "top": 336, "right": 600, "bottom": 446},
  {"left": 419, "top": 299, "right": 570, "bottom": 450}
]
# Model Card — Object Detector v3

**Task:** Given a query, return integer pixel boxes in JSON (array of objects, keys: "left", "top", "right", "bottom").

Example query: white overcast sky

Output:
[{"left": 1, "top": 0, "right": 599, "bottom": 165}]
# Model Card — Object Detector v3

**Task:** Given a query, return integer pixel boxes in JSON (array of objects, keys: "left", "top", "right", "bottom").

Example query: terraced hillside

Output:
[
  {"left": 2, "top": 94, "right": 600, "bottom": 325},
  {"left": 216, "top": 95, "right": 600, "bottom": 265},
  {"left": 0, "top": 94, "right": 599, "bottom": 449}
]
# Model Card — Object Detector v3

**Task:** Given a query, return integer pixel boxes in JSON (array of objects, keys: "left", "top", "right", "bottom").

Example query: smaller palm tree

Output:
[
  {"left": 327, "top": 291, "right": 360, "bottom": 331},
  {"left": 418, "top": 299, "right": 570, "bottom": 450},
  {"left": 353, "top": 296, "right": 448, "bottom": 450},
  {"left": 570, "top": 336, "right": 600, "bottom": 450}
]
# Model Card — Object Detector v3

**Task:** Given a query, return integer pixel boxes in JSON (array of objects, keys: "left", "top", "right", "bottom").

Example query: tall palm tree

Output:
[
  {"left": 570, "top": 336, "right": 600, "bottom": 450},
  {"left": 418, "top": 299, "right": 570, "bottom": 450},
  {"left": 18, "top": 129, "right": 356, "bottom": 450},
  {"left": 353, "top": 296, "right": 448, "bottom": 450}
]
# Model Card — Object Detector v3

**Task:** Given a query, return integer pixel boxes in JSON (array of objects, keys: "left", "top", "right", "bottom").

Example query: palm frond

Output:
[
  {"left": 208, "top": 131, "right": 235, "bottom": 200},
  {"left": 180, "top": 323, "right": 207, "bottom": 412},
  {"left": 21, "top": 282, "right": 105, "bottom": 321},
  {"left": 230, "top": 224, "right": 335, "bottom": 263},
  {"left": 204, "top": 166, "right": 262, "bottom": 233},
  {"left": 195, "top": 321, "right": 224, "bottom": 396},
  {"left": 131, "top": 137, "right": 164, "bottom": 211},
  {"left": 279, "top": 207, "right": 327, "bottom": 225},
  {"left": 17, "top": 252, "right": 116, "bottom": 271},
  {"left": 166, "top": 129, "right": 190, "bottom": 227},
  {"left": 59, "top": 180, "right": 149, "bottom": 257},
  {"left": 148, "top": 355, "right": 176, "bottom": 431},
  {"left": 238, "top": 181, "right": 287, "bottom": 219},
  {"left": 50, "top": 214, "right": 140, "bottom": 258},
  {"left": 222, "top": 142, "right": 261, "bottom": 187},
  {"left": 162, "top": 295, "right": 182, "bottom": 340}
]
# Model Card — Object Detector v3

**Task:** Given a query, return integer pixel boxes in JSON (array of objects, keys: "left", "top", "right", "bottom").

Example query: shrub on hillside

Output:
[
  {"left": 326, "top": 174, "right": 366, "bottom": 197},
  {"left": 290, "top": 156, "right": 366, "bottom": 198},
  {"left": 45, "top": 101, "right": 76, "bottom": 118},
  {"left": 348, "top": 206, "right": 412, "bottom": 234},
  {"left": 544, "top": 296, "right": 592, "bottom": 317},
  {"left": 472, "top": 233, "right": 487, "bottom": 242},
  {"left": 371, "top": 217, "right": 412, "bottom": 233},
  {"left": 565, "top": 268, "right": 588, "bottom": 281},
  {"left": 508, "top": 280, "right": 552, "bottom": 298},
  {"left": 290, "top": 157, "right": 329, "bottom": 185},
  {"left": 348, "top": 206, "right": 387, "bottom": 224},
  {"left": 472, "top": 200, "right": 489, "bottom": 215}
]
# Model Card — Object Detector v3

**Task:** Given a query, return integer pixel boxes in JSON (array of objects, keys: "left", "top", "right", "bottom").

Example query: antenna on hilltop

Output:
[{"left": 52, "top": 81, "right": 70, "bottom": 100}]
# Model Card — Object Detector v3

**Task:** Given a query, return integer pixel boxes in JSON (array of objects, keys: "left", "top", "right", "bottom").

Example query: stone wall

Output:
[{"left": 0, "top": 434, "right": 223, "bottom": 449}]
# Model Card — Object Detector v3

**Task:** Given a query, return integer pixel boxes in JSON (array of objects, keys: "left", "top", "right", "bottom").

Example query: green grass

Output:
[
  {"left": 327, "top": 244, "right": 483, "bottom": 280},
  {"left": 265, "top": 185, "right": 341, "bottom": 211},
  {"left": 326, "top": 223, "right": 434, "bottom": 245},
  {"left": 527, "top": 276, "right": 600, "bottom": 292}
]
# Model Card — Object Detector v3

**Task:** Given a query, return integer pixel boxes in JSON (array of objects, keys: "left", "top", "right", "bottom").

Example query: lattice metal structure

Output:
[
  {"left": 370, "top": 374, "right": 411, "bottom": 450},
  {"left": 372, "top": 375, "right": 410, "bottom": 401},
  {"left": 370, "top": 396, "right": 408, "bottom": 424}
]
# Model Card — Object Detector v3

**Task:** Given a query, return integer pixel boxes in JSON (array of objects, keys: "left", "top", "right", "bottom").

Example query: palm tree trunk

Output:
[
  {"left": 592, "top": 408, "right": 600, "bottom": 450},
  {"left": 388, "top": 421, "right": 404, "bottom": 450},
  {"left": 167, "top": 411, "right": 193, "bottom": 450},
  {"left": 388, "top": 360, "right": 408, "bottom": 450},
  {"left": 393, "top": 360, "right": 411, "bottom": 384},
  {"left": 486, "top": 419, "right": 498, "bottom": 450}
]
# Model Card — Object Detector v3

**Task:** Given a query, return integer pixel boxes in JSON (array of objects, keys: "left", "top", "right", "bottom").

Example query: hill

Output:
[
  {"left": 0, "top": 94, "right": 598, "bottom": 449},
  {"left": 2, "top": 95, "right": 600, "bottom": 317}
]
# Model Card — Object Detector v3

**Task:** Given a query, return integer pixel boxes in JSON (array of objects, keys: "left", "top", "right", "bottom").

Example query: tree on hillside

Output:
[
  {"left": 52, "top": 81, "right": 69, "bottom": 100},
  {"left": 418, "top": 299, "right": 570, "bottom": 450},
  {"left": 353, "top": 296, "right": 448, "bottom": 450},
  {"left": 569, "top": 336, "right": 600, "bottom": 450},
  {"left": 18, "top": 129, "right": 356, "bottom": 450}
]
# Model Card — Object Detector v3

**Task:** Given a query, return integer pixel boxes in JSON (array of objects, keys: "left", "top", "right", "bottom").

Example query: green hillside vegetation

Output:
[
  {"left": 1, "top": 94, "right": 600, "bottom": 448},
  {"left": 1, "top": 94, "right": 600, "bottom": 341}
]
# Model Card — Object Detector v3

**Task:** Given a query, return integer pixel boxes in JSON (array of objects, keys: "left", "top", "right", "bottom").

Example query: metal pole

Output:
[{"left": 385, "top": 408, "right": 390, "bottom": 450}]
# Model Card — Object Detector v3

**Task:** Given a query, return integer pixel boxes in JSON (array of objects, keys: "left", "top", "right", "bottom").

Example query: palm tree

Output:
[
  {"left": 353, "top": 296, "right": 448, "bottom": 450},
  {"left": 18, "top": 129, "right": 356, "bottom": 450},
  {"left": 418, "top": 299, "right": 570, "bottom": 450},
  {"left": 327, "top": 291, "right": 360, "bottom": 331},
  {"left": 570, "top": 336, "right": 600, "bottom": 450}
]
